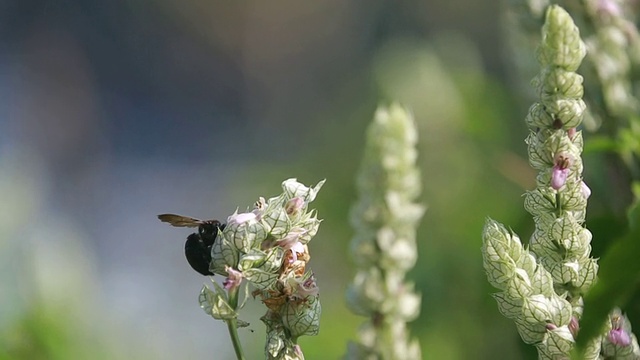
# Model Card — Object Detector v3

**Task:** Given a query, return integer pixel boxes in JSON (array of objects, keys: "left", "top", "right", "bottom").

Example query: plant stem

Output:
[
  {"left": 226, "top": 287, "right": 245, "bottom": 360},
  {"left": 226, "top": 318, "right": 245, "bottom": 360}
]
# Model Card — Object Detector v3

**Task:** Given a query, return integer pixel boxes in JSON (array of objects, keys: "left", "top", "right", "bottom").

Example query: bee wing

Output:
[{"left": 157, "top": 213, "right": 203, "bottom": 227}]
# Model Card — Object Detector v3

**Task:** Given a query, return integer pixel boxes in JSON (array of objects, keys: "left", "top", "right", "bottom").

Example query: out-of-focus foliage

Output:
[{"left": 575, "top": 201, "right": 640, "bottom": 353}]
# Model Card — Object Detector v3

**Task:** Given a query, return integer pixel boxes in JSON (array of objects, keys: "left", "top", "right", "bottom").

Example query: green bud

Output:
[
  {"left": 482, "top": 219, "right": 527, "bottom": 289},
  {"left": 537, "top": 5, "right": 586, "bottom": 71},
  {"left": 542, "top": 98, "right": 586, "bottom": 128},
  {"left": 526, "top": 103, "right": 555, "bottom": 128},
  {"left": 282, "top": 178, "right": 325, "bottom": 204},
  {"left": 535, "top": 68, "right": 584, "bottom": 101},
  {"left": 238, "top": 249, "right": 270, "bottom": 271}
]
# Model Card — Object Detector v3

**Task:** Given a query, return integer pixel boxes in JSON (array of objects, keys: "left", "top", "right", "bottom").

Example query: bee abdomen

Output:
[{"left": 184, "top": 233, "right": 214, "bottom": 276}]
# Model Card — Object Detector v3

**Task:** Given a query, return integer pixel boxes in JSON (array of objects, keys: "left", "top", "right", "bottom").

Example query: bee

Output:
[{"left": 157, "top": 214, "right": 225, "bottom": 276}]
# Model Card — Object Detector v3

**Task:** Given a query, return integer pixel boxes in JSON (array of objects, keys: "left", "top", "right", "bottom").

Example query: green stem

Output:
[
  {"left": 227, "top": 318, "right": 245, "bottom": 360},
  {"left": 226, "top": 287, "right": 245, "bottom": 360}
]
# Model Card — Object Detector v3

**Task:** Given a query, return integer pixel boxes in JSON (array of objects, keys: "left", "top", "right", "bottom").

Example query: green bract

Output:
[
  {"left": 282, "top": 295, "right": 321, "bottom": 338},
  {"left": 199, "top": 280, "right": 237, "bottom": 321}
]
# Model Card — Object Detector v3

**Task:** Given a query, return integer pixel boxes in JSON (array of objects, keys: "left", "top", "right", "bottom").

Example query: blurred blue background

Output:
[{"left": 1, "top": 1, "right": 628, "bottom": 359}]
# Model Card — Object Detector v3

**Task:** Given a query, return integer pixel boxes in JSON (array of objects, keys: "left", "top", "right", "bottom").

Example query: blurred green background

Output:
[{"left": 0, "top": 1, "right": 634, "bottom": 359}]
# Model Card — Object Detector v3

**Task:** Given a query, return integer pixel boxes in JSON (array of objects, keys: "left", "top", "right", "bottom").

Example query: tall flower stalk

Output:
[
  {"left": 509, "top": 0, "right": 640, "bottom": 188},
  {"left": 346, "top": 104, "right": 425, "bottom": 360},
  {"left": 577, "top": 0, "right": 640, "bottom": 188},
  {"left": 482, "top": 5, "right": 640, "bottom": 359},
  {"left": 161, "top": 179, "right": 324, "bottom": 360},
  {"left": 581, "top": 0, "right": 640, "bottom": 121}
]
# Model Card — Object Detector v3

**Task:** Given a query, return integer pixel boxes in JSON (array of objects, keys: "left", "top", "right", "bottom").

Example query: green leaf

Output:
[
  {"left": 628, "top": 199, "right": 640, "bottom": 231},
  {"left": 573, "top": 201, "right": 640, "bottom": 356}
]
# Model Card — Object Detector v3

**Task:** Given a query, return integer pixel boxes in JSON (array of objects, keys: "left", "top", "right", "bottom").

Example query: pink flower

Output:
[
  {"left": 551, "top": 167, "right": 570, "bottom": 190},
  {"left": 252, "top": 197, "right": 266, "bottom": 220},
  {"left": 277, "top": 228, "right": 307, "bottom": 263},
  {"left": 285, "top": 197, "right": 305, "bottom": 216},
  {"left": 609, "top": 328, "right": 632, "bottom": 346},
  {"left": 598, "top": 0, "right": 622, "bottom": 17},
  {"left": 569, "top": 317, "right": 580, "bottom": 338},
  {"left": 551, "top": 154, "right": 571, "bottom": 190},
  {"left": 608, "top": 313, "right": 632, "bottom": 346},
  {"left": 223, "top": 266, "right": 243, "bottom": 290},
  {"left": 290, "top": 274, "right": 319, "bottom": 300},
  {"left": 226, "top": 211, "right": 257, "bottom": 226}
]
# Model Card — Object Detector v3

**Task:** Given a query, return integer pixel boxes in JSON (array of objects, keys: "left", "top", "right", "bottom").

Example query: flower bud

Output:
[
  {"left": 608, "top": 311, "right": 632, "bottom": 346},
  {"left": 285, "top": 197, "right": 305, "bottom": 217},
  {"left": 608, "top": 328, "right": 632, "bottom": 346},
  {"left": 282, "top": 178, "right": 325, "bottom": 203},
  {"left": 292, "top": 274, "right": 319, "bottom": 299},
  {"left": 568, "top": 316, "right": 579, "bottom": 338},
  {"left": 227, "top": 211, "right": 257, "bottom": 226},
  {"left": 551, "top": 166, "right": 570, "bottom": 189},
  {"left": 223, "top": 266, "right": 243, "bottom": 290},
  {"left": 277, "top": 228, "right": 307, "bottom": 263}
]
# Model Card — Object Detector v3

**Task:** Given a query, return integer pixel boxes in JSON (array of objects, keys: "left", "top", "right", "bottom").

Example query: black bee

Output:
[{"left": 157, "top": 214, "right": 225, "bottom": 276}]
